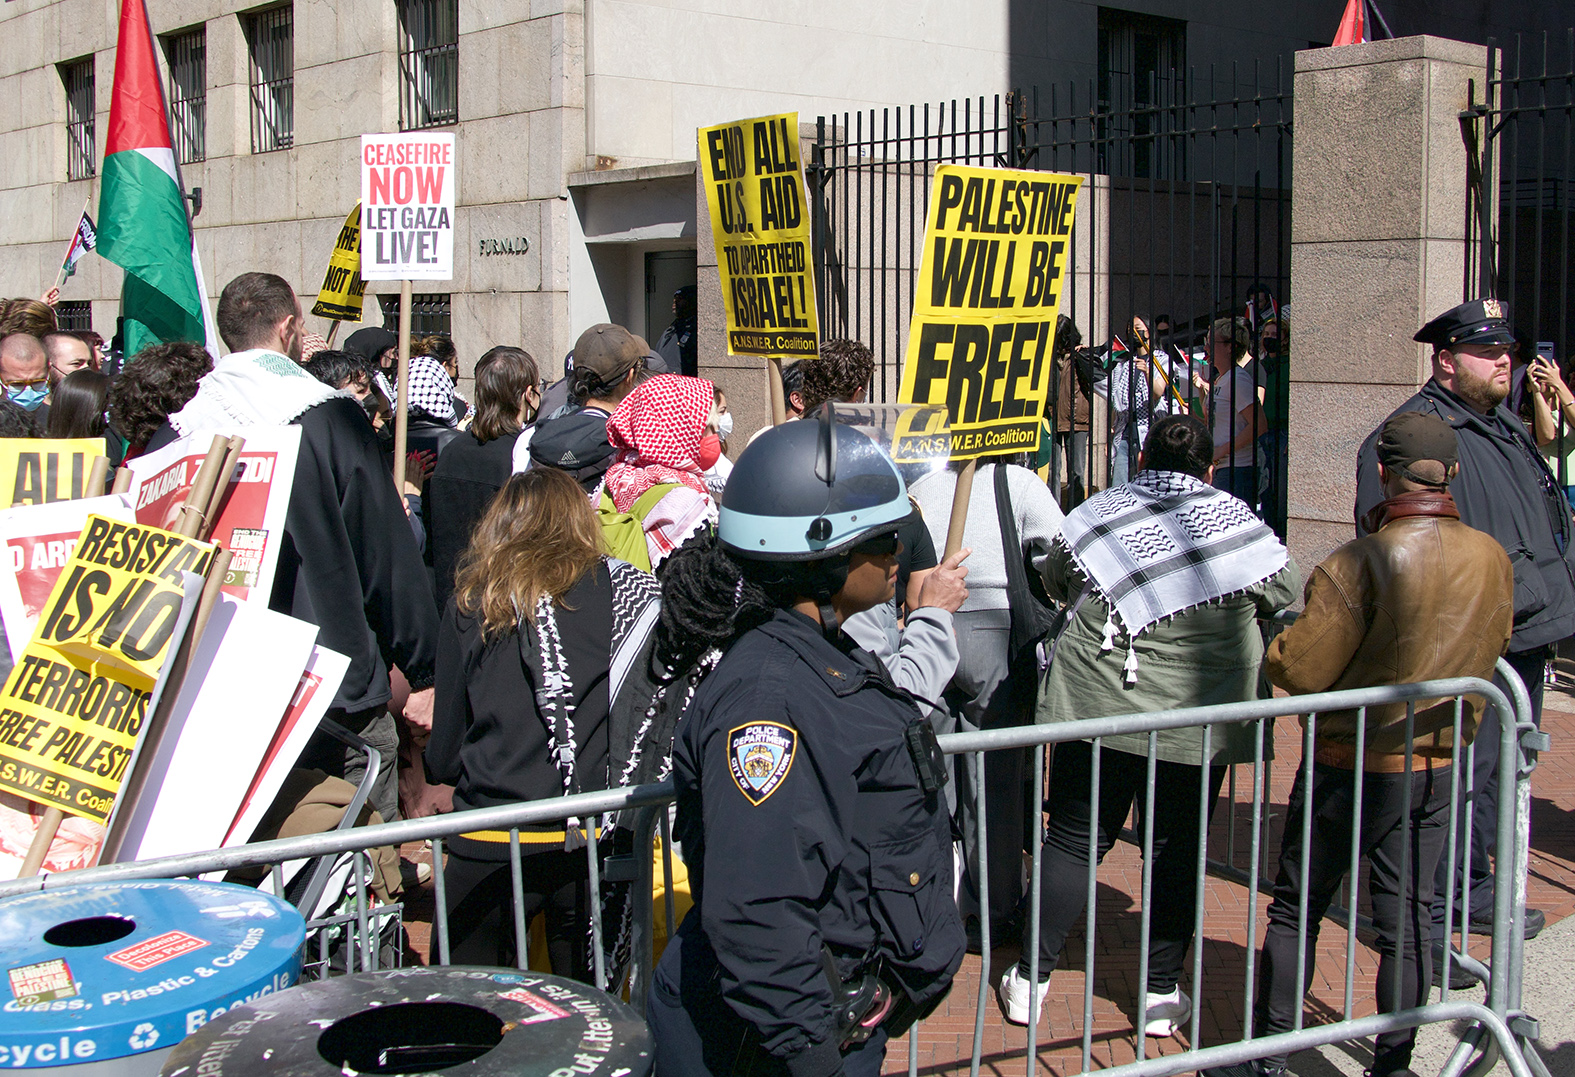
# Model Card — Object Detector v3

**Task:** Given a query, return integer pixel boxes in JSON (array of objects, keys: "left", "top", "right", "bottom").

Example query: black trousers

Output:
[
  {"left": 442, "top": 848, "right": 591, "bottom": 981},
  {"left": 1024, "top": 741, "right": 1226, "bottom": 990},
  {"left": 1255, "top": 762, "right": 1452, "bottom": 1064},
  {"left": 1431, "top": 646, "right": 1545, "bottom": 939}
]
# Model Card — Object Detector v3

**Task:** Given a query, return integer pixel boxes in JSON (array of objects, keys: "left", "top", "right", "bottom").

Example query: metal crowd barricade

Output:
[
  {"left": 0, "top": 665, "right": 1544, "bottom": 1077},
  {"left": 930, "top": 662, "right": 1543, "bottom": 1077}
]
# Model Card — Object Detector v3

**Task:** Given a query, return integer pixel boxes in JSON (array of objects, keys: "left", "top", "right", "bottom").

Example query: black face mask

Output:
[{"left": 1261, "top": 339, "right": 1282, "bottom": 357}]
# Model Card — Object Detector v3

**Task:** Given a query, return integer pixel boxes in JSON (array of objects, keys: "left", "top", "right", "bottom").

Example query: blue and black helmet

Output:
[{"left": 719, "top": 410, "right": 912, "bottom": 562}]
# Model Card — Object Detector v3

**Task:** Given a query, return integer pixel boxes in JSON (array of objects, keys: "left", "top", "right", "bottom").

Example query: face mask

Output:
[
  {"left": 716, "top": 412, "right": 734, "bottom": 441},
  {"left": 6, "top": 385, "right": 46, "bottom": 412},
  {"left": 697, "top": 433, "right": 723, "bottom": 470}
]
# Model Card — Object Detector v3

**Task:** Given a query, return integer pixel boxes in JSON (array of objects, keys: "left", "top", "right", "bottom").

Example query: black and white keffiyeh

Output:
[
  {"left": 375, "top": 354, "right": 456, "bottom": 423},
  {"left": 1058, "top": 470, "right": 1287, "bottom": 681}
]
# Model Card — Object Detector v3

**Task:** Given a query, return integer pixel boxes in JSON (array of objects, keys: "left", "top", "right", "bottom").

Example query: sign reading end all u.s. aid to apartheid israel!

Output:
[
  {"left": 0, "top": 515, "right": 214, "bottom": 823},
  {"left": 895, "top": 164, "right": 1082, "bottom": 462},
  {"left": 699, "top": 112, "right": 820, "bottom": 359}
]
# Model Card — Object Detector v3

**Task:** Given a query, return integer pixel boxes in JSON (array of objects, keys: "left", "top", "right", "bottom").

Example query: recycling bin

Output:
[
  {"left": 0, "top": 880, "right": 305, "bottom": 1074},
  {"left": 161, "top": 966, "right": 653, "bottom": 1076}
]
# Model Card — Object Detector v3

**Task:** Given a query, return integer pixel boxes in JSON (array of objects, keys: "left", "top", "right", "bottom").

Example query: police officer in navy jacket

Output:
[{"left": 647, "top": 416, "right": 964, "bottom": 1077}]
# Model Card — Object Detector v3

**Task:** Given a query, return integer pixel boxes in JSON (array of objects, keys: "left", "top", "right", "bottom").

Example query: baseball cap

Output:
[
  {"left": 1377, "top": 411, "right": 1458, "bottom": 487},
  {"left": 572, "top": 324, "right": 648, "bottom": 387}
]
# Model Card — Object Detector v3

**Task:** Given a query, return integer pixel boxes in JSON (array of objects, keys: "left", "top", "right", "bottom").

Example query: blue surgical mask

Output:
[
  {"left": 717, "top": 411, "right": 734, "bottom": 441},
  {"left": 6, "top": 385, "right": 46, "bottom": 412}
]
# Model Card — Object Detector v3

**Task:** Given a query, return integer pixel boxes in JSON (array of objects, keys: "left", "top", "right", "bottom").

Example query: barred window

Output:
[
  {"left": 55, "top": 302, "right": 93, "bottom": 334},
  {"left": 164, "top": 28, "right": 207, "bottom": 164},
  {"left": 1096, "top": 7, "right": 1186, "bottom": 179},
  {"left": 378, "top": 293, "right": 451, "bottom": 336},
  {"left": 397, "top": 0, "right": 458, "bottom": 130},
  {"left": 245, "top": 5, "right": 293, "bottom": 153},
  {"left": 62, "top": 57, "right": 95, "bottom": 181}
]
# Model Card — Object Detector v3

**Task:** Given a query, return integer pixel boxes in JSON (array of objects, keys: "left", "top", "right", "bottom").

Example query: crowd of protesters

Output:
[{"left": 2, "top": 278, "right": 1566, "bottom": 1077}]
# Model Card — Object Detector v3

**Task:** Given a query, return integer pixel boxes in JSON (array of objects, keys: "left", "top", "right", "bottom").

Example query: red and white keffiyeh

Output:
[{"left": 604, "top": 374, "right": 714, "bottom": 512}]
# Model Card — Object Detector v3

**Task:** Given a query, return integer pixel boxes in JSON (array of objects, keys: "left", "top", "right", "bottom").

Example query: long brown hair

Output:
[
  {"left": 470, "top": 346, "right": 538, "bottom": 443},
  {"left": 452, "top": 468, "right": 603, "bottom": 638}
]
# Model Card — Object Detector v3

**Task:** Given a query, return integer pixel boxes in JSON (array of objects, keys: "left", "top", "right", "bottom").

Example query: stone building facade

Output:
[{"left": 2, "top": 0, "right": 1345, "bottom": 410}]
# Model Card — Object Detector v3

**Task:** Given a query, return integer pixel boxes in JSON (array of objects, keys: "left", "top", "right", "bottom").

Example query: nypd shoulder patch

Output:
[{"left": 727, "top": 722, "right": 797, "bottom": 806}]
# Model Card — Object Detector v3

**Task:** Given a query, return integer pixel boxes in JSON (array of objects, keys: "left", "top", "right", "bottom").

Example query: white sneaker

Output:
[
  {"left": 1143, "top": 986, "right": 1191, "bottom": 1037},
  {"left": 997, "top": 964, "right": 1050, "bottom": 1027}
]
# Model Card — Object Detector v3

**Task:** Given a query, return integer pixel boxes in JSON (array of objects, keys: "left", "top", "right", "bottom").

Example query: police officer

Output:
[
  {"left": 648, "top": 415, "right": 965, "bottom": 1076},
  {"left": 1355, "top": 297, "right": 1571, "bottom": 959}
]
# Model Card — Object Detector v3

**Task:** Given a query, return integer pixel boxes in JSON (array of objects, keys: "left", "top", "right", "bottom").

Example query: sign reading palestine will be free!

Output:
[
  {"left": 898, "top": 164, "right": 1083, "bottom": 461},
  {"left": 699, "top": 113, "right": 819, "bottom": 358}
]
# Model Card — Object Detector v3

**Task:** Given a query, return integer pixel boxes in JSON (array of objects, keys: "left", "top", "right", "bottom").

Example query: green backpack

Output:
[{"left": 596, "top": 484, "right": 680, "bottom": 572}]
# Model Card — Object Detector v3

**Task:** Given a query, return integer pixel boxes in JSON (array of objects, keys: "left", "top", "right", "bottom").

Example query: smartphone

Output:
[{"left": 1538, "top": 342, "right": 1557, "bottom": 366}]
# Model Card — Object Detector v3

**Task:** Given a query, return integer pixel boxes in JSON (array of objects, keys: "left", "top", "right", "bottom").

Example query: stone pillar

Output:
[{"left": 1288, "top": 36, "right": 1487, "bottom": 576}]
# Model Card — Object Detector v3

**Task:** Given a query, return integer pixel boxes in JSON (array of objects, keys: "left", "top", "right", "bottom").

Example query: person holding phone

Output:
[{"left": 1527, "top": 345, "right": 1575, "bottom": 507}]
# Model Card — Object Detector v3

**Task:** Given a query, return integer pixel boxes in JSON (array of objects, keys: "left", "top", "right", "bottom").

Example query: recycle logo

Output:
[{"left": 129, "top": 1023, "right": 160, "bottom": 1050}]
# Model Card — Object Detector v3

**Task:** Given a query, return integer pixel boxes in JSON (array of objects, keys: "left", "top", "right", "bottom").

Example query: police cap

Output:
[{"left": 1413, "top": 298, "right": 1515, "bottom": 349}]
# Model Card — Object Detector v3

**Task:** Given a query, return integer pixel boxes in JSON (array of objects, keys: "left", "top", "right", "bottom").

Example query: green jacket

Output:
[{"left": 1034, "top": 541, "right": 1301, "bottom": 766}]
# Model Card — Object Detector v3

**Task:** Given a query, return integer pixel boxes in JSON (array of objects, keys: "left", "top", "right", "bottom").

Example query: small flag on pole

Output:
[
  {"left": 61, "top": 211, "right": 97, "bottom": 280},
  {"left": 1332, "top": 0, "right": 1394, "bottom": 46}
]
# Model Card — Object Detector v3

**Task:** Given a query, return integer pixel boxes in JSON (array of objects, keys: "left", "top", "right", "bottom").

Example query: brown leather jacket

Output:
[
  {"left": 1053, "top": 352, "right": 1092, "bottom": 431},
  {"left": 1265, "top": 491, "right": 1513, "bottom": 771}
]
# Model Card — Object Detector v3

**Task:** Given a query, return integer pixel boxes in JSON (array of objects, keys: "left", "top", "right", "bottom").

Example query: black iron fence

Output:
[
  {"left": 811, "top": 61, "right": 1294, "bottom": 533},
  {"left": 1472, "top": 31, "right": 1575, "bottom": 489}
]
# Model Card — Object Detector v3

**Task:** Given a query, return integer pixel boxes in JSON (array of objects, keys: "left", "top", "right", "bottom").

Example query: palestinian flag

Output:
[
  {"left": 98, "top": 0, "right": 215, "bottom": 358},
  {"left": 1332, "top": 0, "right": 1394, "bottom": 46}
]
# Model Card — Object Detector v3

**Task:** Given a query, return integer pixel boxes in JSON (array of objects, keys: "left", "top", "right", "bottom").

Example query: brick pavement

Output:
[{"left": 389, "top": 678, "right": 1575, "bottom": 1076}]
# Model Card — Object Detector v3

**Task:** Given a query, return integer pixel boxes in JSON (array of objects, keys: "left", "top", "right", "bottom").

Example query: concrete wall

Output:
[
  {"left": 584, "top": 0, "right": 1015, "bottom": 169},
  {"left": 1286, "top": 35, "right": 1487, "bottom": 576}
]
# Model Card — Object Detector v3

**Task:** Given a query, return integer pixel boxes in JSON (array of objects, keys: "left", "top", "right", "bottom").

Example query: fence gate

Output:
[{"left": 810, "top": 63, "right": 1294, "bottom": 533}]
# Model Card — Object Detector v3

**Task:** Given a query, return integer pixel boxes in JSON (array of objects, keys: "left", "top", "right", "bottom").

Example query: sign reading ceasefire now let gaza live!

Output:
[
  {"left": 897, "top": 164, "right": 1083, "bottom": 462},
  {"left": 700, "top": 112, "right": 819, "bottom": 359},
  {"left": 360, "top": 134, "right": 455, "bottom": 281}
]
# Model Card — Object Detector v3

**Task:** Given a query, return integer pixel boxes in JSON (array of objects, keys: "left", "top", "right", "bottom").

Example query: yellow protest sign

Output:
[
  {"left": 699, "top": 112, "right": 819, "bottom": 359},
  {"left": 897, "top": 165, "right": 1083, "bottom": 460},
  {"left": 0, "top": 515, "right": 214, "bottom": 822},
  {"left": 0, "top": 439, "right": 106, "bottom": 509},
  {"left": 310, "top": 202, "right": 366, "bottom": 321}
]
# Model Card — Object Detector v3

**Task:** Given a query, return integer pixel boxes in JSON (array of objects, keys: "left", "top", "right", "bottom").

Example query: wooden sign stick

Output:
[
  {"left": 767, "top": 356, "right": 787, "bottom": 426},
  {"left": 943, "top": 459, "right": 977, "bottom": 560},
  {"left": 391, "top": 280, "right": 414, "bottom": 495},
  {"left": 198, "top": 436, "right": 247, "bottom": 542}
]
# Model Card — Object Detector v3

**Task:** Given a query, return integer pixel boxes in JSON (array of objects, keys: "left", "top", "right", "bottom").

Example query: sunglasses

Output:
[
  {"left": 5, "top": 379, "right": 49, "bottom": 392},
  {"left": 852, "top": 533, "right": 901, "bottom": 557}
]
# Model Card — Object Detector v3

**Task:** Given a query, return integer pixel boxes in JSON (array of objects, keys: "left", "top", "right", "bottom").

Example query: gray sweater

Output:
[{"left": 909, "top": 464, "right": 1065, "bottom": 612}]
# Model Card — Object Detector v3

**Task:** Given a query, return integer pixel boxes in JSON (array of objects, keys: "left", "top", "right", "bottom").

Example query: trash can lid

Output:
[
  {"left": 161, "top": 966, "right": 653, "bottom": 1077},
  {"left": 0, "top": 880, "right": 304, "bottom": 1067}
]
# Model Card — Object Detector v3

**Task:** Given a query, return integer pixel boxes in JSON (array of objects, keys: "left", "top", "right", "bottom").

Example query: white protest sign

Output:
[
  {"left": 360, "top": 132, "right": 456, "bottom": 281},
  {"left": 107, "top": 594, "right": 321, "bottom": 863}
]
